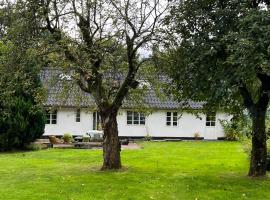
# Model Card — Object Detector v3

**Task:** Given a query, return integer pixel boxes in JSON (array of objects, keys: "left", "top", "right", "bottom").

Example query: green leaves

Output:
[{"left": 161, "top": 0, "right": 270, "bottom": 113}]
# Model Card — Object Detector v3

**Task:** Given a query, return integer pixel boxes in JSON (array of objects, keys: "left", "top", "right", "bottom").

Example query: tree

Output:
[
  {"left": 161, "top": 0, "right": 270, "bottom": 176},
  {"left": 0, "top": 2, "right": 46, "bottom": 151},
  {"left": 29, "top": 0, "right": 168, "bottom": 169}
]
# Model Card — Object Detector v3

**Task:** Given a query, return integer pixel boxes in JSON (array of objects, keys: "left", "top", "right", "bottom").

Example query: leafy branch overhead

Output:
[
  {"left": 37, "top": 0, "right": 168, "bottom": 111},
  {"left": 161, "top": 0, "right": 270, "bottom": 177},
  {"left": 30, "top": 0, "right": 168, "bottom": 170}
]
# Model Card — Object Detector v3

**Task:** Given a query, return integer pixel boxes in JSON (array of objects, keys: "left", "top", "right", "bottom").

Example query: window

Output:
[
  {"left": 166, "top": 112, "right": 178, "bottom": 126},
  {"left": 46, "top": 109, "right": 57, "bottom": 124},
  {"left": 75, "top": 109, "right": 80, "bottom": 122},
  {"left": 206, "top": 113, "right": 216, "bottom": 127},
  {"left": 127, "top": 111, "right": 145, "bottom": 125}
]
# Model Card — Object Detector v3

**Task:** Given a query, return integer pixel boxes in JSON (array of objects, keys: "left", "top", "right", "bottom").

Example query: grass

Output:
[{"left": 0, "top": 141, "right": 269, "bottom": 200}]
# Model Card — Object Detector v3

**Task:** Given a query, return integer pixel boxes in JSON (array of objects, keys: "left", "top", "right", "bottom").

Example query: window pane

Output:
[
  {"left": 140, "top": 114, "right": 145, "bottom": 125},
  {"left": 127, "top": 115, "right": 132, "bottom": 121},
  {"left": 46, "top": 116, "right": 51, "bottom": 124},
  {"left": 51, "top": 110, "right": 57, "bottom": 124},
  {"left": 166, "top": 112, "right": 171, "bottom": 126},
  {"left": 134, "top": 112, "right": 139, "bottom": 120},
  {"left": 76, "top": 109, "right": 80, "bottom": 122},
  {"left": 127, "top": 111, "right": 133, "bottom": 125},
  {"left": 127, "top": 111, "right": 133, "bottom": 117},
  {"left": 76, "top": 109, "right": 80, "bottom": 117},
  {"left": 45, "top": 110, "right": 50, "bottom": 124},
  {"left": 173, "top": 112, "right": 177, "bottom": 126},
  {"left": 134, "top": 120, "right": 139, "bottom": 124},
  {"left": 52, "top": 114, "right": 57, "bottom": 120},
  {"left": 206, "top": 112, "right": 216, "bottom": 127}
]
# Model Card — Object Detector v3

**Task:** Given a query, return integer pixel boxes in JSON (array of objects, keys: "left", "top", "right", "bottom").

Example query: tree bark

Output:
[
  {"left": 248, "top": 106, "right": 267, "bottom": 177},
  {"left": 100, "top": 109, "right": 121, "bottom": 170}
]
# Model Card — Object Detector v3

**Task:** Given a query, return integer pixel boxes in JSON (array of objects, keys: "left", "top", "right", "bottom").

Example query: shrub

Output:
[
  {"left": 82, "top": 136, "right": 90, "bottom": 142},
  {"left": 0, "top": 97, "right": 45, "bottom": 151},
  {"left": 62, "top": 133, "right": 73, "bottom": 143},
  {"left": 220, "top": 120, "right": 242, "bottom": 141},
  {"left": 0, "top": 41, "right": 46, "bottom": 151},
  {"left": 25, "top": 143, "right": 43, "bottom": 151}
]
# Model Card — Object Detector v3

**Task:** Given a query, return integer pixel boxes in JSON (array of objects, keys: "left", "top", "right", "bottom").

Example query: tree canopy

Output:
[
  {"left": 160, "top": 0, "right": 270, "bottom": 176},
  {"left": 0, "top": 2, "right": 46, "bottom": 151},
  {"left": 19, "top": 0, "right": 168, "bottom": 169}
]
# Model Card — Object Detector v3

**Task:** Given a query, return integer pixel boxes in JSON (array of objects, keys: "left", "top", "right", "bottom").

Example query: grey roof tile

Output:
[{"left": 41, "top": 68, "right": 203, "bottom": 109}]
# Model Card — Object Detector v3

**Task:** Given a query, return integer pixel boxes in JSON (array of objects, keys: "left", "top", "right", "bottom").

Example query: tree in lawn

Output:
[
  {"left": 0, "top": 2, "right": 46, "bottom": 151},
  {"left": 35, "top": 0, "right": 168, "bottom": 169},
  {"left": 161, "top": 0, "right": 270, "bottom": 176}
]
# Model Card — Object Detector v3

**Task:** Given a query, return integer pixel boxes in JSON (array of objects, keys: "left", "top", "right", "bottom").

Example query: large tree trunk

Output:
[
  {"left": 100, "top": 109, "right": 121, "bottom": 170},
  {"left": 248, "top": 106, "right": 267, "bottom": 177}
]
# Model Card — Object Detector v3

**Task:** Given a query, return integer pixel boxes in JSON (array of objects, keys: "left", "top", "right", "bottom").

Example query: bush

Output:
[
  {"left": 220, "top": 120, "right": 243, "bottom": 141},
  {"left": 62, "top": 133, "right": 73, "bottom": 143},
  {"left": 0, "top": 97, "right": 45, "bottom": 151},
  {"left": 82, "top": 136, "right": 90, "bottom": 142},
  {"left": 25, "top": 143, "right": 43, "bottom": 151},
  {"left": 0, "top": 41, "right": 46, "bottom": 151}
]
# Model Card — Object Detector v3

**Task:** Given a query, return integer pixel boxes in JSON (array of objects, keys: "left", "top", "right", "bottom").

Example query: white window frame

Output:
[
  {"left": 46, "top": 109, "right": 57, "bottom": 125},
  {"left": 166, "top": 112, "right": 178, "bottom": 126},
  {"left": 206, "top": 113, "right": 216, "bottom": 127},
  {"left": 127, "top": 111, "right": 145, "bottom": 125},
  {"left": 75, "top": 109, "right": 81, "bottom": 122}
]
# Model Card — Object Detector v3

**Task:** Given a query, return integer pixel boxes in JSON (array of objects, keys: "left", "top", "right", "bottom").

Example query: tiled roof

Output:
[{"left": 41, "top": 68, "right": 204, "bottom": 110}]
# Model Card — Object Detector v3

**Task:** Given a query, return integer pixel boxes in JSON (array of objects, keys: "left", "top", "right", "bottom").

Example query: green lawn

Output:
[{"left": 0, "top": 142, "right": 269, "bottom": 200}]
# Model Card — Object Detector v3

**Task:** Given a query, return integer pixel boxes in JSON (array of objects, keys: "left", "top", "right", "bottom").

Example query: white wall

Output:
[
  {"left": 44, "top": 108, "right": 93, "bottom": 136},
  {"left": 117, "top": 110, "right": 229, "bottom": 139},
  {"left": 44, "top": 108, "right": 230, "bottom": 139}
]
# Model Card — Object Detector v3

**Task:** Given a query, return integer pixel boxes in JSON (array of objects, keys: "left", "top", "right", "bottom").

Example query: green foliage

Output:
[
  {"left": 0, "top": 4, "right": 46, "bottom": 151},
  {"left": 221, "top": 111, "right": 270, "bottom": 142},
  {"left": 160, "top": 1, "right": 270, "bottom": 113},
  {"left": 220, "top": 120, "right": 243, "bottom": 141},
  {"left": 0, "top": 96, "right": 45, "bottom": 151},
  {"left": 82, "top": 136, "right": 90, "bottom": 143},
  {"left": 25, "top": 142, "right": 43, "bottom": 151},
  {"left": 62, "top": 133, "right": 73, "bottom": 143}
]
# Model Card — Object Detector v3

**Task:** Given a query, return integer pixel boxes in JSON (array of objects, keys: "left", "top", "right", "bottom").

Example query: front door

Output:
[
  {"left": 204, "top": 126, "right": 216, "bottom": 140},
  {"left": 204, "top": 113, "right": 217, "bottom": 140}
]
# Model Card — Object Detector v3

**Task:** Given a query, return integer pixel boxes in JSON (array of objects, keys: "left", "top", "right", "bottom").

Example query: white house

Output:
[{"left": 42, "top": 69, "right": 230, "bottom": 140}]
